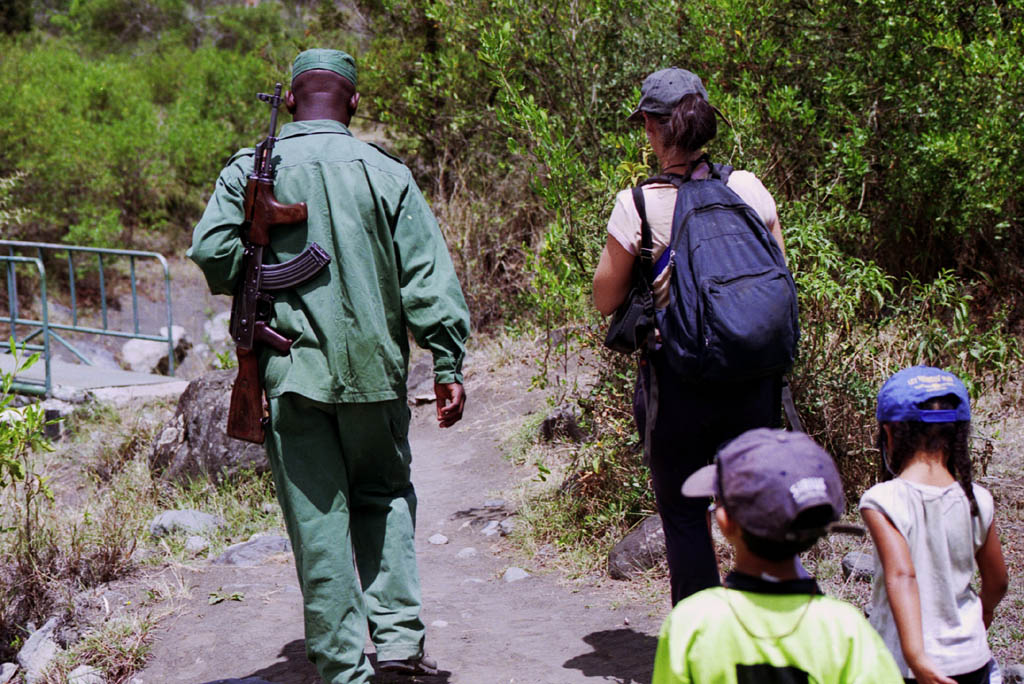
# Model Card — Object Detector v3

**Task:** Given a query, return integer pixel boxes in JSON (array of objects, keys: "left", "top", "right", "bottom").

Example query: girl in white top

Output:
[{"left": 860, "top": 366, "right": 1008, "bottom": 684}]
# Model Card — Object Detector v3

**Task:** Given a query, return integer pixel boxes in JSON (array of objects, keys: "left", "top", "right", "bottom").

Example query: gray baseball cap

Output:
[
  {"left": 683, "top": 428, "right": 844, "bottom": 543},
  {"left": 627, "top": 67, "right": 709, "bottom": 124}
]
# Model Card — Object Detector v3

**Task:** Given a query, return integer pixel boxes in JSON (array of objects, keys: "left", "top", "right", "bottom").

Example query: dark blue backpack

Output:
[{"left": 637, "top": 162, "right": 799, "bottom": 382}]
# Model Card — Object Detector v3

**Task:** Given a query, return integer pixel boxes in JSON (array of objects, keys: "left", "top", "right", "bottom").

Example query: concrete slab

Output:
[{"left": 1, "top": 353, "right": 188, "bottom": 404}]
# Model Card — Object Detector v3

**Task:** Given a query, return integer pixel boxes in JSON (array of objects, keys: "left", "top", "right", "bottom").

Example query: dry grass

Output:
[{"left": 0, "top": 394, "right": 280, "bottom": 672}]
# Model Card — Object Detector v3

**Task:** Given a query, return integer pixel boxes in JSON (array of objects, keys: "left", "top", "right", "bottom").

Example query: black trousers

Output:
[
  {"left": 904, "top": 659, "right": 995, "bottom": 684},
  {"left": 634, "top": 356, "right": 781, "bottom": 605}
]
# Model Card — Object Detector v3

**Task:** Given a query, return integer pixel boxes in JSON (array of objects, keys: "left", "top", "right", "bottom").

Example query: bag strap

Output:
[{"left": 631, "top": 186, "right": 655, "bottom": 287}]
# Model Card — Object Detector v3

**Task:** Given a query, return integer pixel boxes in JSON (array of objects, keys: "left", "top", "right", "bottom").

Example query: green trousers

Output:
[{"left": 265, "top": 393, "right": 426, "bottom": 684}]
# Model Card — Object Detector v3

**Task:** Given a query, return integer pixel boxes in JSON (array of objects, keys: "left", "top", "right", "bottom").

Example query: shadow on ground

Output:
[
  {"left": 561, "top": 628, "right": 658, "bottom": 684},
  {"left": 199, "top": 640, "right": 453, "bottom": 684}
]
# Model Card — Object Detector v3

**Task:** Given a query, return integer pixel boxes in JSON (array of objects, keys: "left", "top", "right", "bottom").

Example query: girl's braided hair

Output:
[{"left": 875, "top": 394, "right": 978, "bottom": 516}]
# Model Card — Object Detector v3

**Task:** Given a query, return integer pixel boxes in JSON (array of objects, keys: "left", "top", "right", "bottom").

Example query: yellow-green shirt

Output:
[
  {"left": 188, "top": 119, "right": 470, "bottom": 403},
  {"left": 652, "top": 575, "right": 902, "bottom": 683}
]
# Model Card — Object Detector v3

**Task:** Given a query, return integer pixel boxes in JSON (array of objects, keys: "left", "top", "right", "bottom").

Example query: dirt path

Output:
[{"left": 129, "top": 351, "right": 664, "bottom": 684}]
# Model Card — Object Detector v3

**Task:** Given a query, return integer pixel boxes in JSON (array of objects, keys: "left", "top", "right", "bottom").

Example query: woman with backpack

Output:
[{"left": 593, "top": 68, "right": 794, "bottom": 604}]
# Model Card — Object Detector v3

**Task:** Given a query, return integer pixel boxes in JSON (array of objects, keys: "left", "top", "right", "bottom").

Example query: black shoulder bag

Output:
[{"left": 603, "top": 186, "right": 658, "bottom": 354}]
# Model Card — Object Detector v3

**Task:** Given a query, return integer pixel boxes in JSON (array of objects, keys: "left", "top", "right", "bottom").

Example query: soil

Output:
[{"left": 116, "top": 277, "right": 666, "bottom": 684}]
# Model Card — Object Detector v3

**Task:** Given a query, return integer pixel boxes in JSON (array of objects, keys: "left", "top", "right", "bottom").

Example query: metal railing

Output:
[{"left": 1, "top": 240, "right": 175, "bottom": 396}]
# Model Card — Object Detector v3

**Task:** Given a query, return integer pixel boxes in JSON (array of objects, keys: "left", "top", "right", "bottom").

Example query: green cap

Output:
[{"left": 291, "top": 49, "right": 357, "bottom": 88}]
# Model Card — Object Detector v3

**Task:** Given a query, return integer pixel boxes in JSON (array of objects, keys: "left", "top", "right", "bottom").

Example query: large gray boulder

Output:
[
  {"left": 149, "top": 370, "right": 267, "bottom": 482},
  {"left": 608, "top": 514, "right": 666, "bottom": 580},
  {"left": 117, "top": 325, "right": 191, "bottom": 375}
]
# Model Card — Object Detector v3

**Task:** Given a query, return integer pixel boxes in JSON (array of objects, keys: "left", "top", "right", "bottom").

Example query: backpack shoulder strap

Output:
[
  {"left": 631, "top": 186, "right": 655, "bottom": 285},
  {"left": 711, "top": 163, "right": 733, "bottom": 184}
]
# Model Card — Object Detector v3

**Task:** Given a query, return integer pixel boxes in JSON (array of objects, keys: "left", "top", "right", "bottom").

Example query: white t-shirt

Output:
[
  {"left": 859, "top": 478, "right": 995, "bottom": 678},
  {"left": 605, "top": 166, "right": 779, "bottom": 307}
]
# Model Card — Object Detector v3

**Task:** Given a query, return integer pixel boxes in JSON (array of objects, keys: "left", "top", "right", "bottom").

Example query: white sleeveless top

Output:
[{"left": 859, "top": 478, "right": 995, "bottom": 678}]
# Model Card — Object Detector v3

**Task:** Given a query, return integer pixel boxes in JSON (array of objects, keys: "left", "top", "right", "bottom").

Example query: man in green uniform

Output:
[{"left": 188, "top": 49, "right": 470, "bottom": 683}]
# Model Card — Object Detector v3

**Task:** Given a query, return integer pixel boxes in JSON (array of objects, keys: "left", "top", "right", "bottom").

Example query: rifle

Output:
[{"left": 227, "top": 83, "right": 331, "bottom": 443}]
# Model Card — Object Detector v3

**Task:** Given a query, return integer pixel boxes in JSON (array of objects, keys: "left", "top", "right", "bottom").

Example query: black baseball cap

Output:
[{"left": 683, "top": 428, "right": 844, "bottom": 543}]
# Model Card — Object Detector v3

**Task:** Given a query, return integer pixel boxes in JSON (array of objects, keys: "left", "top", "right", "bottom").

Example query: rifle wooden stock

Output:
[
  {"left": 244, "top": 178, "right": 308, "bottom": 245},
  {"left": 227, "top": 346, "right": 266, "bottom": 444}
]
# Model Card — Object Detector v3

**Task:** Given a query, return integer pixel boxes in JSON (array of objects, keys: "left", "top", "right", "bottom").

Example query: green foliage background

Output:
[{"left": 1, "top": 0, "right": 1022, "bottom": 546}]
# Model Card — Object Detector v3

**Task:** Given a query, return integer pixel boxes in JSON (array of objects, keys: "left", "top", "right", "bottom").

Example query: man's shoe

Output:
[{"left": 378, "top": 654, "right": 439, "bottom": 676}]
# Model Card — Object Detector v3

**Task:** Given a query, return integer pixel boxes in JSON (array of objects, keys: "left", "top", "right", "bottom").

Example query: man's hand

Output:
[{"left": 434, "top": 382, "right": 465, "bottom": 428}]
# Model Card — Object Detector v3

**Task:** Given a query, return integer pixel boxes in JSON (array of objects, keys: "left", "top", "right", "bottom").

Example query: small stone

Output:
[
  {"left": 184, "top": 536, "right": 210, "bottom": 556},
  {"left": 260, "top": 502, "right": 276, "bottom": 515},
  {"left": 539, "top": 406, "right": 585, "bottom": 442},
  {"left": 461, "top": 578, "right": 485, "bottom": 585},
  {"left": 428, "top": 534, "right": 449, "bottom": 545},
  {"left": 203, "top": 311, "right": 232, "bottom": 347},
  {"left": 1003, "top": 663, "right": 1024, "bottom": 684},
  {"left": 16, "top": 617, "right": 61, "bottom": 684},
  {"left": 502, "top": 567, "right": 530, "bottom": 583},
  {"left": 149, "top": 510, "right": 225, "bottom": 538},
  {"left": 431, "top": 620, "right": 449, "bottom": 628},
  {"left": 483, "top": 499, "right": 505, "bottom": 509},
  {"left": 212, "top": 536, "right": 291, "bottom": 566},
  {"left": 68, "top": 664, "right": 105, "bottom": 684},
  {"left": 411, "top": 393, "right": 436, "bottom": 405},
  {"left": 0, "top": 663, "right": 17, "bottom": 684},
  {"left": 841, "top": 551, "right": 875, "bottom": 582},
  {"left": 456, "top": 547, "right": 477, "bottom": 559},
  {"left": 498, "top": 519, "right": 515, "bottom": 536},
  {"left": 481, "top": 520, "right": 500, "bottom": 537}
]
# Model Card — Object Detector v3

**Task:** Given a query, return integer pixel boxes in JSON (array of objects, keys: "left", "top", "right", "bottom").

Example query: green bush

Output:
[
  {"left": 349, "top": 0, "right": 1022, "bottom": 547},
  {"left": 0, "top": 34, "right": 277, "bottom": 248}
]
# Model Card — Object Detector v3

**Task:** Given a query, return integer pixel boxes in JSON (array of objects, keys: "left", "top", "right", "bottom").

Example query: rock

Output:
[
  {"left": 41, "top": 398, "right": 75, "bottom": 441},
  {"left": 16, "top": 617, "right": 61, "bottom": 684},
  {"left": 483, "top": 499, "right": 505, "bottom": 509},
  {"left": 406, "top": 358, "right": 433, "bottom": 393},
  {"left": 428, "top": 534, "right": 448, "bottom": 545},
  {"left": 1003, "top": 663, "right": 1024, "bottom": 683},
  {"left": 148, "top": 370, "right": 268, "bottom": 483},
  {"left": 841, "top": 551, "right": 875, "bottom": 582},
  {"left": 410, "top": 393, "right": 436, "bottom": 405},
  {"left": 480, "top": 520, "right": 501, "bottom": 537},
  {"left": 0, "top": 663, "right": 16, "bottom": 684},
  {"left": 185, "top": 536, "right": 210, "bottom": 556},
  {"left": 260, "top": 502, "right": 276, "bottom": 515},
  {"left": 117, "top": 325, "right": 191, "bottom": 375},
  {"left": 608, "top": 515, "right": 666, "bottom": 580},
  {"left": 200, "top": 679, "right": 276, "bottom": 684},
  {"left": 539, "top": 406, "right": 585, "bottom": 442},
  {"left": 499, "top": 518, "right": 515, "bottom": 536},
  {"left": 203, "top": 311, "right": 232, "bottom": 349},
  {"left": 149, "top": 510, "right": 225, "bottom": 538},
  {"left": 456, "top": 547, "right": 477, "bottom": 559},
  {"left": 212, "top": 536, "right": 291, "bottom": 566},
  {"left": 68, "top": 665, "right": 105, "bottom": 683},
  {"left": 431, "top": 620, "right": 449, "bottom": 628},
  {"left": 502, "top": 567, "right": 530, "bottom": 583}
]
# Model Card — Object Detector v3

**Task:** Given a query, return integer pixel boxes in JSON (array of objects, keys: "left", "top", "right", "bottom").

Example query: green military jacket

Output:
[{"left": 188, "top": 119, "right": 470, "bottom": 404}]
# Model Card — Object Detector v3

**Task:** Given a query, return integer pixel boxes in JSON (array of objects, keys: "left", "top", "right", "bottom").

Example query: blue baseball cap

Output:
[{"left": 876, "top": 366, "right": 970, "bottom": 423}]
